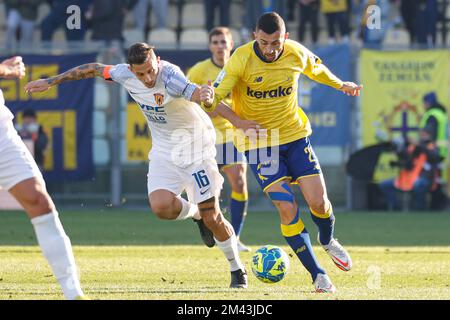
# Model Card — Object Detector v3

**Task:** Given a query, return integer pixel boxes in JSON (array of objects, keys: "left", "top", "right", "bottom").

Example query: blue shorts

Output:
[
  {"left": 244, "top": 137, "right": 321, "bottom": 192},
  {"left": 216, "top": 142, "right": 246, "bottom": 170}
]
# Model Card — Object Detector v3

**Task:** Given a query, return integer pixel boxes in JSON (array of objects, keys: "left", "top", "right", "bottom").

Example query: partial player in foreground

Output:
[
  {"left": 25, "top": 43, "right": 251, "bottom": 288},
  {"left": 0, "top": 56, "right": 86, "bottom": 300},
  {"left": 187, "top": 27, "right": 251, "bottom": 252},
  {"left": 201, "top": 12, "right": 362, "bottom": 292}
]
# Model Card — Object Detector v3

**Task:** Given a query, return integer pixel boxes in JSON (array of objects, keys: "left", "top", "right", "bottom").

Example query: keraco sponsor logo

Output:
[{"left": 246, "top": 86, "right": 293, "bottom": 98}]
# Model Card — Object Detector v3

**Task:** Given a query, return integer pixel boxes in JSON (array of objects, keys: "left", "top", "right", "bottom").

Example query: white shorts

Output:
[
  {"left": 147, "top": 155, "right": 224, "bottom": 204},
  {"left": 0, "top": 121, "right": 43, "bottom": 190}
]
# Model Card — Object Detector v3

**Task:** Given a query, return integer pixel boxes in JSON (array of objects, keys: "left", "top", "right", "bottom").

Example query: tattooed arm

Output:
[{"left": 24, "top": 63, "right": 109, "bottom": 93}]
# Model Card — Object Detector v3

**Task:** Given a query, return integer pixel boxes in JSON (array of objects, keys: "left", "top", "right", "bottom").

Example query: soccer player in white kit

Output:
[
  {"left": 0, "top": 56, "right": 86, "bottom": 300},
  {"left": 25, "top": 43, "right": 248, "bottom": 288}
]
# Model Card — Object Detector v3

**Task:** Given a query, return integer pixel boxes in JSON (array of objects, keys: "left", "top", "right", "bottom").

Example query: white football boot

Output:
[
  {"left": 318, "top": 234, "right": 352, "bottom": 271},
  {"left": 314, "top": 273, "right": 336, "bottom": 293}
]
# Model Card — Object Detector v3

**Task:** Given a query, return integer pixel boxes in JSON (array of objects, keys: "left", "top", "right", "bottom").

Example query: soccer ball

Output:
[{"left": 251, "top": 245, "right": 290, "bottom": 283}]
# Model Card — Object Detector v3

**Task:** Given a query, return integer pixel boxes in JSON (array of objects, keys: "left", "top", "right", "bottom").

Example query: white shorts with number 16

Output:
[{"left": 147, "top": 155, "right": 224, "bottom": 204}]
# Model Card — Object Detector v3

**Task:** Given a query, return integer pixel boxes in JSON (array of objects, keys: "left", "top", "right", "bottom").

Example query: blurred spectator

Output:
[
  {"left": 5, "top": 0, "right": 42, "bottom": 51},
  {"left": 241, "top": 0, "right": 287, "bottom": 41},
  {"left": 298, "top": 0, "right": 319, "bottom": 45},
  {"left": 415, "top": 0, "right": 439, "bottom": 47},
  {"left": 204, "top": 0, "right": 231, "bottom": 32},
  {"left": 320, "top": 0, "right": 350, "bottom": 44},
  {"left": 87, "top": 0, "right": 135, "bottom": 45},
  {"left": 41, "top": 0, "right": 91, "bottom": 42},
  {"left": 15, "top": 108, "right": 48, "bottom": 170},
  {"left": 399, "top": 0, "right": 417, "bottom": 44},
  {"left": 261, "top": 0, "right": 288, "bottom": 18},
  {"left": 379, "top": 130, "right": 441, "bottom": 211},
  {"left": 420, "top": 92, "right": 448, "bottom": 162},
  {"left": 241, "top": 0, "right": 263, "bottom": 41},
  {"left": 287, "top": 0, "right": 296, "bottom": 21},
  {"left": 132, "top": 0, "right": 168, "bottom": 33},
  {"left": 359, "top": 0, "right": 391, "bottom": 48}
]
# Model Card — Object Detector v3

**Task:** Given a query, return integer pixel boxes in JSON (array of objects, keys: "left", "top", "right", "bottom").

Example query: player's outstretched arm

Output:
[
  {"left": 339, "top": 82, "right": 363, "bottom": 97},
  {"left": 303, "top": 56, "right": 363, "bottom": 97},
  {"left": 24, "top": 63, "right": 108, "bottom": 93}
]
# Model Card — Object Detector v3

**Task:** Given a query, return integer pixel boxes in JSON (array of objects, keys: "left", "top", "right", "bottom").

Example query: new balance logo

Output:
[
  {"left": 296, "top": 245, "right": 306, "bottom": 254},
  {"left": 247, "top": 86, "right": 293, "bottom": 99}
]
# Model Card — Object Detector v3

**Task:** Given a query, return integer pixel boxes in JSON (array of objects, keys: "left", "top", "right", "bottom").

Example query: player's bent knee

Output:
[
  {"left": 309, "top": 198, "right": 329, "bottom": 214},
  {"left": 201, "top": 210, "right": 222, "bottom": 229},
  {"left": 234, "top": 176, "right": 247, "bottom": 194},
  {"left": 150, "top": 203, "right": 175, "bottom": 219},
  {"left": 9, "top": 178, "right": 54, "bottom": 216},
  {"left": 148, "top": 190, "right": 179, "bottom": 219},
  {"left": 198, "top": 198, "right": 221, "bottom": 228},
  {"left": 275, "top": 201, "right": 296, "bottom": 215},
  {"left": 149, "top": 198, "right": 177, "bottom": 220},
  {"left": 21, "top": 190, "right": 53, "bottom": 215}
]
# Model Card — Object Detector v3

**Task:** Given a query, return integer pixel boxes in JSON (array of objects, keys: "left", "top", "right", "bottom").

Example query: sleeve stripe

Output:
[
  {"left": 103, "top": 65, "right": 112, "bottom": 80},
  {"left": 182, "top": 83, "right": 197, "bottom": 100}
]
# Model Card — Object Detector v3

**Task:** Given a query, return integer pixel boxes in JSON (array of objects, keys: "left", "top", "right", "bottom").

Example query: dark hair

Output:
[
  {"left": 127, "top": 42, "right": 155, "bottom": 65},
  {"left": 22, "top": 108, "right": 37, "bottom": 118},
  {"left": 256, "top": 12, "right": 285, "bottom": 34},
  {"left": 208, "top": 26, "right": 232, "bottom": 43}
]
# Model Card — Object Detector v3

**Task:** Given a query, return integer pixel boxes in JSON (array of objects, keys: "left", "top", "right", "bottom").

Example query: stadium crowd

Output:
[{"left": 1, "top": 0, "right": 448, "bottom": 51}]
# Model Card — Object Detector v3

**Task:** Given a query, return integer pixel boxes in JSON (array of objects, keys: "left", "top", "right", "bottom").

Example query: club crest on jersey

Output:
[{"left": 154, "top": 93, "right": 164, "bottom": 106}]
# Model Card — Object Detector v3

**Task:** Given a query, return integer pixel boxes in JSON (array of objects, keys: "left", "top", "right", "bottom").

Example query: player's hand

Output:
[
  {"left": 235, "top": 119, "right": 268, "bottom": 142},
  {"left": 200, "top": 80, "right": 214, "bottom": 107},
  {"left": 340, "top": 82, "right": 362, "bottom": 97},
  {"left": 1, "top": 56, "right": 25, "bottom": 79},
  {"left": 24, "top": 79, "right": 51, "bottom": 93}
]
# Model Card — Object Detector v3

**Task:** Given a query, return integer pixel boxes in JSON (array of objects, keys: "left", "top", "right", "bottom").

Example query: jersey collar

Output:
[
  {"left": 253, "top": 41, "right": 284, "bottom": 63},
  {"left": 210, "top": 58, "right": 223, "bottom": 69}
]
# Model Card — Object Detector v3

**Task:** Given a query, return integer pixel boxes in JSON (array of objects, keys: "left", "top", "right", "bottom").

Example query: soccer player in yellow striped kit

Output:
[{"left": 201, "top": 12, "right": 362, "bottom": 292}]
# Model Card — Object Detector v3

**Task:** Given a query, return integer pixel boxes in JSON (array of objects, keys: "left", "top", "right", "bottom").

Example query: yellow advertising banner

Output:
[
  {"left": 360, "top": 49, "right": 449, "bottom": 183},
  {"left": 126, "top": 102, "right": 151, "bottom": 162}
]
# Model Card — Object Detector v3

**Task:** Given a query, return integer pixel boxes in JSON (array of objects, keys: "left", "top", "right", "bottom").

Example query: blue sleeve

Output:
[{"left": 161, "top": 63, "right": 197, "bottom": 100}]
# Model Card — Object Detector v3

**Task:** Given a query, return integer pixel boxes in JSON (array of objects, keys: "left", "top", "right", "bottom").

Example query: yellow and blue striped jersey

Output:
[
  {"left": 211, "top": 39, "right": 344, "bottom": 151},
  {"left": 187, "top": 58, "right": 234, "bottom": 144}
]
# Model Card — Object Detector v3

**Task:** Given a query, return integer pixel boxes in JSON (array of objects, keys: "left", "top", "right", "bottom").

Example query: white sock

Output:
[
  {"left": 176, "top": 196, "right": 200, "bottom": 220},
  {"left": 31, "top": 211, "right": 84, "bottom": 300},
  {"left": 215, "top": 232, "right": 245, "bottom": 272}
]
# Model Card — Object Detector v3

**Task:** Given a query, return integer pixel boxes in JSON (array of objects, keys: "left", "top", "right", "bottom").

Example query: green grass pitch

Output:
[{"left": 0, "top": 209, "right": 449, "bottom": 300}]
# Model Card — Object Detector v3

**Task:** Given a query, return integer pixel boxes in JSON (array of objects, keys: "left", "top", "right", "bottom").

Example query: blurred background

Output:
[{"left": 0, "top": 0, "right": 449, "bottom": 212}]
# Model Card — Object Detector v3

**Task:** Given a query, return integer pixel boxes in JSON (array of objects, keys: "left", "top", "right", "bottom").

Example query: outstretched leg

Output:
[
  {"left": 266, "top": 180, "right": 328, "bottom": 283},
  {"left": 298, "top": 174, "right": 352, "bottom": 272}
]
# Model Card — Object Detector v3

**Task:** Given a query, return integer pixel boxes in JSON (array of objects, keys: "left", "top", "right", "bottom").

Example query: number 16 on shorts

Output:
[{"left": 192, "top": 170, "right": 211, "bottom": 193}]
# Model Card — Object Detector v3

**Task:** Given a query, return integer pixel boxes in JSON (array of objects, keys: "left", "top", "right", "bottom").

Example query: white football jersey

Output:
[
  {"left": 108, "top": 61, "right": 216, "bottom": 167},
  {"left": 0, "top": 90, "right": 14, "bottom": 127}
]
